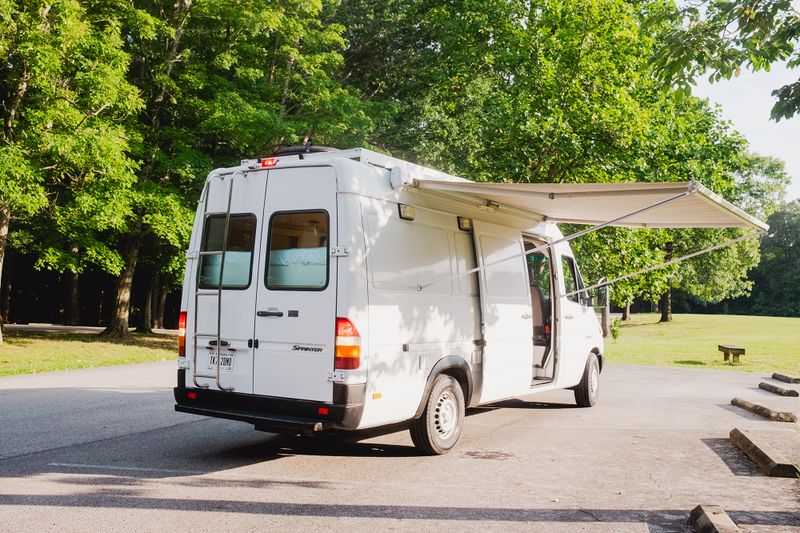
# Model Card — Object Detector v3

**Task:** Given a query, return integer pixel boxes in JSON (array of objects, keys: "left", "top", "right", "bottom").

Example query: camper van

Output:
[{"left": 174, "top": 147, "right": 766, "bottom": 454}]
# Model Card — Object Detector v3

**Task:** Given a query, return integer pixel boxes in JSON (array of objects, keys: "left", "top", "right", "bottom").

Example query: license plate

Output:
[{"left": 207, "top": 351, "right": 234, "bottom": 372}]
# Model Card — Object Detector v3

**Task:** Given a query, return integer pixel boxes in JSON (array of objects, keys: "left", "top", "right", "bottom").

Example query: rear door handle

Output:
[
  {"left": 521, "top": 313, "right": 532, "bottom": 319},
  {"left": 257, "top": 310, "right": 284, "bottom": 317},
  {"left": 208, "top": 340, "right": 230, "bottom": 347},
  {"left": 564, "top": 314, "right": 574, "bottom": 320}
]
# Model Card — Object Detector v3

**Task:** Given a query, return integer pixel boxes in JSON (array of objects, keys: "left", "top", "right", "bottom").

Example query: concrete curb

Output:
[
  {"left": 730, "top": 397, "right": 797, "bottom": 423},
  {"left": 688, "top": 504, "right": 739, "bottom": 532},
  {"left": 772, "top": 373, "right": 800, "bottom": 384},
  {"left": 759, "top": 382, "right": 800, "bottom": 397},
  {"left": 729, "top": 428, "right": 800, "bottom": 478}
]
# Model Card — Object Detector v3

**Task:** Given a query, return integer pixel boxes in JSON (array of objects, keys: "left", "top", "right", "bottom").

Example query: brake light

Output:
[
  {"left": 334, "top": 317, "right": 360, "bottom": 370},
  {"left": 178, "top": 311, "right": 187, "bottom": 357},
  {"left": 260, "top": 157, "right": 278, "bottom": 168}
]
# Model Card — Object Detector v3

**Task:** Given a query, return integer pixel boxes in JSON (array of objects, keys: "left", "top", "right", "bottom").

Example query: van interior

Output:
[{"left": 525, "top": 239, "right": 555, "bottom": 385}]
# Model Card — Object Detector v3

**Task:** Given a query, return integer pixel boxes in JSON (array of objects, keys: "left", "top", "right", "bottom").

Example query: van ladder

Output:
[{"left": 191, "top": 174, "right": 236, "bottom": 392}]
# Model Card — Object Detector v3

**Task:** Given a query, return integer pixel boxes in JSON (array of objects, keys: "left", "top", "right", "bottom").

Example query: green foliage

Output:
[
  {"left": 650, "top": 0, "right": 800, "bottom": 121},
  {"left": 610, "top": 317, "right": 620, "bottom": 340},
  {"left": 749, "top": 202, "right": 800, "bottom": 316},
  {"left": 338, "top": 0, "right": 783, "bottom": 310},
  {"left": 0, "top": 0, "right": 141, "bottom": 278}
]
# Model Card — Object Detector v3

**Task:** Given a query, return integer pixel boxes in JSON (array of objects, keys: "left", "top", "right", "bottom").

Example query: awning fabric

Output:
[{"left": 412, "top": 179, "right": 768, "bottom": 232}]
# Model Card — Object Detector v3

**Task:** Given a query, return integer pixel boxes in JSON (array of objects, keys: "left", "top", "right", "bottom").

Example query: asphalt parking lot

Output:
[{"left": 1, "top": 361, "right": 798, "bottom": 532}]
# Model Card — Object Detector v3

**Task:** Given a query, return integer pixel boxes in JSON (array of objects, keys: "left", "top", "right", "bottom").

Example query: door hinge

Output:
[
  {"left": 330, "top": 246, "right": 351, "bottom": 257},
  {"left": 474, "top": 339, "right": 487, "bottom": 348}
]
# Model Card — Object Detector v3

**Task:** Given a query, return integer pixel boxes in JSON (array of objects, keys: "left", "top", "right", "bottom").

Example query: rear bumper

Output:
[{"left": 174, "top": 369, "right": 365, "bottom": 433}]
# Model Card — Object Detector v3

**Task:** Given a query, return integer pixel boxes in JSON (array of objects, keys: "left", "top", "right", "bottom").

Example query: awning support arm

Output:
[
  {"left": 418, "top": 188, "right": 694, "bottom": 291},
  {"left": 563, "top": 231, "right": 762, "bottom": 299}
]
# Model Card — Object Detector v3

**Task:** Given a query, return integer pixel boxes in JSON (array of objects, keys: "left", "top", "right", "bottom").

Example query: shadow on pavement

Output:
[
  {"left": 0, "top": 493, "right": 797, "bottom": 531},
  {"left": 701, "top": 438, "right": 762, "bottom": 477}
]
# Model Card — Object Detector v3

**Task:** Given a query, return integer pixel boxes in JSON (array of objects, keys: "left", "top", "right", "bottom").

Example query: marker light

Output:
[
  {"left": 398, "top": 204, "right": 416, "bottom": 221},
  {"left": 317, "top": 407, "right": 329, "bottom": 415},
  {"left": 178, "top": 311, "right": 187, "bottom": 357},
  {"left": 334, "top": 317, "right": 360, "bottom": 370},
  {"left": 260, "top": 157, "right": 278, "bottom": 168}
]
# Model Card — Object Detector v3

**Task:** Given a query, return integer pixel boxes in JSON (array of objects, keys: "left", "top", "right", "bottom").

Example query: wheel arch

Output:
[
  {"left": 591, "top": 347, "right": 603, "bottom": 372},
  {"left": 413, "top": 355, "right": 473, "bottom": 419}
]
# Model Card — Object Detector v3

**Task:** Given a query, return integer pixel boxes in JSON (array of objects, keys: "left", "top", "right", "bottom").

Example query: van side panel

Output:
[{"left": 357, "top": 196, "right": 481, "bottom": 428}]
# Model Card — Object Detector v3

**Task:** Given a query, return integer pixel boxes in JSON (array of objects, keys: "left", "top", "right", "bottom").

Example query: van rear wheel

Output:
[
  {"left": 410, "top": 374, "right": 465, "bottom": 455},
  {"left": 574, "top": 353, "right": 600, "bottom": 407}
]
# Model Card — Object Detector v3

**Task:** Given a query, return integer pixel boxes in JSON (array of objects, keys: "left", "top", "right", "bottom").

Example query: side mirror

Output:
[{"left": 581, "top": 291, "right": 594, "bottom": 307}]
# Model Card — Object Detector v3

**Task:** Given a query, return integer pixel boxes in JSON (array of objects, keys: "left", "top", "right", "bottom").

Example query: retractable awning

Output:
[{"left": 413, "top": 179, "right": 768, "bottom": 232}]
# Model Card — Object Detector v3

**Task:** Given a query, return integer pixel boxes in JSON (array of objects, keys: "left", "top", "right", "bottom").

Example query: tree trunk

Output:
[
  {"left": 659, "top": 289, "right": 672, "bottom": 323},
  {"left": 621, "top": 302, "right": 631, "bottom": 321},
  {"left": 136, "top": 274, "right": 155, "bottom": 333},
  {"left": 65, "top": 266, "right": 80, "bottom": 326},
  {"left": 1, "top": 256, "right": 11, "bottom": 323},
  {"left": 601, "top": 288, "right": 611, "bottom": 338},
  {"left": 155, "top": 278, "right": 168, "bottom": 329},
  {"left": 101, "top": 237, "right": 140, "bottom": 337},
  {"left": 659, "top": 241, "right": 674, "bottom": 323},
  {"left": 0, "top": 205, "right": 10, "bottom": 345}
]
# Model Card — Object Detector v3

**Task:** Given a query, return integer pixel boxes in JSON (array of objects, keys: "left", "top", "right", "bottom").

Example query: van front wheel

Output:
[
  {"left": 410, "top": 374, "right": 465, "bottom": 455},
  {"left": 574, "top": 353, "right": 600, "bottom": 407}
]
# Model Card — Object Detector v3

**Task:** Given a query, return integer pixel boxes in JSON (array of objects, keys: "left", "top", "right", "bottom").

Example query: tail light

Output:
[
  {"left": 178, "top": 311, "right": 187, "bottom": 357},
  {"left": 334, "top": 317, "right": 360, "bottom": 370}
]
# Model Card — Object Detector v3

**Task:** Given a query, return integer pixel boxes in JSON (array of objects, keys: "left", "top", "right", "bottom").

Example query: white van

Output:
[{"left": 174, "top": 147, "right": 766, "bottom": 454}]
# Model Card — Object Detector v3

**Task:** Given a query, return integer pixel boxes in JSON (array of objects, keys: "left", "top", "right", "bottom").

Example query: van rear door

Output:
[
  {"left": 252, "top": 166, "right": 337, "bottom": 402},
  {"left": 192, "top": 170, "right": 268, "bottom": 393}
]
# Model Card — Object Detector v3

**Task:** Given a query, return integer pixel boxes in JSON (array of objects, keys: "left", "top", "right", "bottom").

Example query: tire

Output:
[
  {"left": 574, "top": 353, "right": 600, "bottom": 407},
  {"left": 409, "top": 374, "right": 465, "bottom": 455}
]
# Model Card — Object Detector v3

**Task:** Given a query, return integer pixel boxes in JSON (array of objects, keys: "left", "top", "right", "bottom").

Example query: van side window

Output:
[
  {"left": 266, "top": 210, "right": 329, "bottom": 290},
  {"left": 198, "top": 214, "right": 257, "bottom": 289},
  {"left": 561, "top": 256, "right": 581, "bottom": 303}
]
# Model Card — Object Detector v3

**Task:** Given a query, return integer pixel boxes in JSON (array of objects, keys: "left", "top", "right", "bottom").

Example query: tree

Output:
[
  {"left": 96, "top": 0, "right": 374, "bottom": 337},
  {"left": 0, "top": 0, "right": 140, "bottom": 342},
  {"left": 337, "top": 0, "right": 781, "bottom": 321},
  {"left": 650, "top": 0, "right": 800, "bottom": 121},
  {"left": 749, "top": 202, "right": 800, "bottom": 316}
]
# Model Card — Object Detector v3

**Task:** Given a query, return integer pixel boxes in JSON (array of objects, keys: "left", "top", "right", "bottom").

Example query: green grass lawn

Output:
[
  {"left": 0, "top": 331, "right": 176, "bottom": 376},
  {"left": 605, "top": 313, "right": 800, "bottom": 375}
]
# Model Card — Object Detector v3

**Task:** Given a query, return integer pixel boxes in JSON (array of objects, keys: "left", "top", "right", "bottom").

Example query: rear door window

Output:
[
  {"left": 265, "top": 210, "right": 329, "bottom": 290},
  {"left": 198, "top": 214, "right": 257, "bottom": 289}
]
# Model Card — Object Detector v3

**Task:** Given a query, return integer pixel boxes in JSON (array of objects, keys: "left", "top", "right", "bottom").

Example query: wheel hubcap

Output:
[
  {"left": 590, "top": 366, "right": 598, "bottom": 397},
  {"left": 434, "top": 391, "right": 458, "bottom": 439}
]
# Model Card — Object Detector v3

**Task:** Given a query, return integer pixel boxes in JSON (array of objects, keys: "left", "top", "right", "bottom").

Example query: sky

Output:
[{"left": 692, "top": 63, "right": 800, "bottom": 202}]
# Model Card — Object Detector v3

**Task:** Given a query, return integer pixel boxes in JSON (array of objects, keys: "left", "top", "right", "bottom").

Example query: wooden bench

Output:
[{"left": 719, "top": 344, "right": 745, "bottom": 364}]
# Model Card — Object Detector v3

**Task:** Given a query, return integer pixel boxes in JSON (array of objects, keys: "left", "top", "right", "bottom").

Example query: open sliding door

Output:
[{"left": 472, "top": 220, "right": 533, "bottom": 403}]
